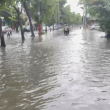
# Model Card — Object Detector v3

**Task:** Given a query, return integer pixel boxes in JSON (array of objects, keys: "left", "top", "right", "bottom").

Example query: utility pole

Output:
[
  {"left": 85, "top": 1, "right": 87, "bottom": 31},
  {"left": 38, "top": 1, "right": 41, "bottom": 36},
  {"left": 56, "top": 1, "right": 60, "bottom": 24},
  {"left": 83, "top": 0, "right": 87, "bottom": 31},
  {"left": 58, "top": 1, "right": 60, "bottom": 24},
  {"left": 83, "top": 6, "right": 85, "bottom": 29},
  {"left": 0, "top": 16, "right": 6, "bottom": 47}
]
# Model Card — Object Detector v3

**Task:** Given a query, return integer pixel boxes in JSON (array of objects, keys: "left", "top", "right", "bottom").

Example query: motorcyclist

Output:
[{"left": 64, "top": 24, "right": 69, "bottom": 35}]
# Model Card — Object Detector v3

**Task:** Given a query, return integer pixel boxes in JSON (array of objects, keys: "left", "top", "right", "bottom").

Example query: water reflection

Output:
[
  {"left": 0, "top": 29, "right": 110, "bottom": 110},
  {"left": 105, "top": 38, "right": 110, "bottom": 49},
  {"left": 38, "top": 36, "right": 43, "bottom": 42},
  {"left": 21, "top": 39, "right": 25, "bottom": 45}
]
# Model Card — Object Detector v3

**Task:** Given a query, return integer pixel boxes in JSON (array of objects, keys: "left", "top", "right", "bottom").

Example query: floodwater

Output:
[{"left": 0, "top": 29, "right": 110, "bottom": 110}]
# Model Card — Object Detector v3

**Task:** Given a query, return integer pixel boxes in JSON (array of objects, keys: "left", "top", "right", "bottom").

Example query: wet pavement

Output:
[{"left": 1, "top": 28, "right": 110, "bottom": 110}]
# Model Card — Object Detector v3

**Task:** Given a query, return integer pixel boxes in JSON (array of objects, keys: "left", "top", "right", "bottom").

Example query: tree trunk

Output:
[
  {"left": 14, "top": 6, "right": 25, "bottom": 40},
  {"left": 0, "top": 18, "right": 2, "bottom": 39},
  {"left": 15, "top": 23, "right": 19, "bottom": 32},
  {"left": 106, "top": 32, "right": 110, "bottom": 38},
  {"left": 0, "top": 18, "right": 6, "bottom": 47},
  {"left": 38, "top": 24, "right": 41, "bottom": 36},
  {"left": 53, "top": 25, "right": 54, "bottom": 31},
  {"left": 19, "top": 16, "right": 25, "bottom": 40},
  {"left": 23, "top": 1, "right": 35, "bottom": 37},
  {"left": 1, "top": 34, "right": 6, "bottom": 47}
]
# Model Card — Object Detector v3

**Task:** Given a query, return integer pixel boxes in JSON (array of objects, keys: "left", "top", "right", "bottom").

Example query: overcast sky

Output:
[{"left": 66, "top": 0, "right": 83, "bottom": 16}]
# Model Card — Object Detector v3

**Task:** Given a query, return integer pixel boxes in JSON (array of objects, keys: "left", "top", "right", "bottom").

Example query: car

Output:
[
  {"left": 90, "top": 24, "right": 100, "bottom": 30},
  {"left": 23, "top": 26, "right": 31, "bottom": 32},
  {"left": 2, "top": 26, "right": 12, "bottom": 34},
  {"left": 42, "top": 26, "right": 46, "bottom": 31},
  {"left": 49, "top": 26, "right": 54, "bottom": 30},
  {"left": 2, "top": 26, "right": 8, "bottom": 33},
  {"left": 54, "top": 25, "right": 58, "bottom": 30},
  {"left": 50, "top": 26, "right": 53, "bottom": 29},
  {"left": 7, "top": 27, "right": 13, "bottom": 35},
  {"left": 57, "top": 24, "right": 62, "bottom": 29},
  {"left": 42, "top": 26, "right": 49, "bottom": 31}
]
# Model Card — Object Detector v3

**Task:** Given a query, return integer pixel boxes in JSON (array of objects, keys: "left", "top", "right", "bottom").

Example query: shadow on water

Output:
[
  {"left": 38, "top": 36, "right": 43, "bottom": 42},
  {"left": 105, "top": 38, "right": 110, "bottom": 49},
  {"left": 31, "top": 37, "right": 35, "bottom": 41},
  {"left": 82, "top": 30, "right": 95, "bottom": 41},
  {"left": 0, "top": 47, "right": 6, "bottom": 57},
  {"left": 21, "top": 39, "right": 25, "bottom": 45},
  {"left": 1, "top": 29, "right": 110, "bottom": 110},
  {"left": 20, "top": 37, "right": 59, "bottom": 110},
  {"left": 0, "top": 44, "right": 34, "bottom": 110}
]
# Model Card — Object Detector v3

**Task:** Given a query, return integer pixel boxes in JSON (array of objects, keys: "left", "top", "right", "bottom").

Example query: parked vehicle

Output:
[
  {"left": 42, "top": 26, "right": 49, "bottom": 31},
  {"left": 90, "top": 24, "right": 100, "bottom": 30},
  {"left": 50, "top": 26, "right": 53, "bottom": 29},
  {"left": 2, "top": 26, "right": 12, "bottom": 35},
  {"left": 42, "top": 26, "right": 46, "bottom": 31},
  {"left": 23, "top": 26, "right": 30, "bottom": 32},
  {"left": 54, "top": 25, "right": 58, "bottom": 30},
  {"left": 7, "top": 27, "right": 13, "bottom": 35},
  {"left": 2, "top": 26, "right": 8, "bottom": 33},
  {"left": 58, "top": 24, "right": 62, "bottom": 29}
]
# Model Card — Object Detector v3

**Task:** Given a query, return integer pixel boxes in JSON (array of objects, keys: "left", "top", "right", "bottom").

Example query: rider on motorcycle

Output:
[{"left": 64, "top": 24, "right": 69, "bottom": 35}]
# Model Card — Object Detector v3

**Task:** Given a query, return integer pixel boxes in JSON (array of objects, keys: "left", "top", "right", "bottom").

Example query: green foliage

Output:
[
  {"left": 84, "top": 0, "right": 110, "bottom": 33},
  {"left": 60, "top": 5, "right": 82, "bottom": 24},
  {"left": 31, "top": 0, "right": 59, "bottom": 24},
  {"left": 1, "top": 0, "right": 82, "bottom": 26},
  {"left": 31, "top": 0, "right": 82, "bottom": 25}
]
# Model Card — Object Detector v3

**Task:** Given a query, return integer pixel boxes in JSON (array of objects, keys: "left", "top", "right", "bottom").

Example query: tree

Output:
[
  {"left": 0, "top": 18, "right": 6, "bottom": 47},
  {"left": 21, "top": 0, "right": 35, "bottom": 37},
  {"left": 0, "top": 0, "right": 26, "bottom": 41},
  {"left": 31, "top": 0, "right": 59, "bottom": 31},
  {"left": 14, "top": 6, "right": 25, "bottom": 40},
  {"left": 31, "top": 0, "right": 82, "bottom": 25},
  {"left": 59, "top": 4, "right": 82, "bottom": 24},
  {"left": 0, "top": 0, "right": 11, "bottom": 47},
  {"left": 81, "top": 0, "right": 110, "bottom": 37}
]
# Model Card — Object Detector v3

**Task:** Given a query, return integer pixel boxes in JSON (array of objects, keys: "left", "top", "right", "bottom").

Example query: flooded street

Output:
[{"left": 0, "top": 28, "right": 110, "bottom": 110}]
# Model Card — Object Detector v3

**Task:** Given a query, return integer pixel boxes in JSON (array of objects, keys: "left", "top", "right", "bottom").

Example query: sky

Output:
[{"left": 66, "top": 0, "right": 83, "bottom": 16}]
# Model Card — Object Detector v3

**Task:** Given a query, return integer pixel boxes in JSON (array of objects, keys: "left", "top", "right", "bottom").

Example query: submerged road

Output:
[{"left": 1, "top": 28, "right": 110, "bottom": 110}]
